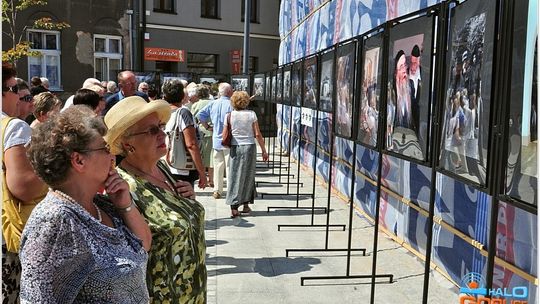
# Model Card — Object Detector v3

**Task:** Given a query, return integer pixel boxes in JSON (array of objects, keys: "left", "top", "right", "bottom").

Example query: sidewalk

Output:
[{"left": 198, "top": 158, "right": 459, "bottom": 304}]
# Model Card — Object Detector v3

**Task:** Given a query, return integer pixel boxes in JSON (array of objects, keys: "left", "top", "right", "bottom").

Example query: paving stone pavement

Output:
[{"left": 197, "top": 155, "right": 459, "bottom": 304}]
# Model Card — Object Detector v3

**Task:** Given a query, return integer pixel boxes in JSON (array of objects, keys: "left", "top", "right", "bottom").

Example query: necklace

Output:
[
  {"left": 121, "top": 161, "right": 177, "bottom": 194},
  {"left": 53, "top": 190, "right": 102, "bottom": 223}
]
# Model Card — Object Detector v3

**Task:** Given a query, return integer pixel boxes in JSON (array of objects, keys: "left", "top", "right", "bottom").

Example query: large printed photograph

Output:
[
  {"left": 265, "top": 74, "right": 272, "bottom": 102},
  {"left": 291, "top": 61, "right": 302, "bottom": 107},
  {"left": 319, "top": 50, "right": 334, "bottom": 112},
  {"left": 334, "top": 42, "right": 356, "bottom": 139},
  {"left": 505, "top": 0, "right": 536, "bottom": 205},
  {"left": 283, "top": 67, "right": 291, "bottom": 105},
  {"left": 357, "top": 33, "right": 383, "bottom": 148},
  {"left": 271, "top": 71, "right": 277, "bottom": 103},
  {"left": 386, "top": 15, "right": 434, "bottom": 162},
  {"left": 231, "top": 75, "right": 249, "bottom": 92},
  {"left": 439, "top": 0, "right": 496, "bottom": 185},
  {"left": 253, "top": 74, "right": 265, "bottom": 100},
  {"left": 276, "top": 68, "right": 283, "bottom": 104},
  {"left": 303, "top": 56, "right": 318, "bottom": 109}
]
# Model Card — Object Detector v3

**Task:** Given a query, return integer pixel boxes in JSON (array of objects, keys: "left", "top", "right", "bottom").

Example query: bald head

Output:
[
  {"left": 82, "top": 78, "right": 101, "bottom": 89},
  {"left": 117, "top": 70, "right": 137, "bottom": 97},
  {"left": 218, "top": 82, "right": 233, "bottom": 97}
]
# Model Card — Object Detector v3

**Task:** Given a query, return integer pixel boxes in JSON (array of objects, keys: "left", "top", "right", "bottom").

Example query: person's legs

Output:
[{"left": 213, "top": 149, "right": 225, "bottom": 197}]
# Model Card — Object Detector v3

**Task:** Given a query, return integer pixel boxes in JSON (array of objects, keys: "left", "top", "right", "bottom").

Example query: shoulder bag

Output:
[
  {"left": 221, "top": 112, "right": 233, "bottom": 148},
  {"left": 166, "top": 108, "right": 195, "bottom": 170}
]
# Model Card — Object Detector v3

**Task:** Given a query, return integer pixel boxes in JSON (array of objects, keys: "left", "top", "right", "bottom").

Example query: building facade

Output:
[
  {"left": 2, "top": 0, "right": 280, "bottom": 95},
  {"left": 140, "top": 0, "right": 280, "bottom": 75}
]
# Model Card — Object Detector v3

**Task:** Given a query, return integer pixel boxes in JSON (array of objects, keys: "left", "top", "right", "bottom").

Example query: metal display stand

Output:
[
  {"left": 264, "top": 105, "right": 318, "bottom": 209},
  {"left": 278, "top": 108, "right": 345, "bottom": 230},
  {"left": 295, "top": 29, "right": 393, "bottom": 296}
]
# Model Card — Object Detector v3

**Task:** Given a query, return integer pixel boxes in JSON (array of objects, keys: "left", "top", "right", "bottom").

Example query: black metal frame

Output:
[
  {"left": 381, "top": 8, "right": 438, "bottom": 166},
  {"left": 278, "top": 53, "right": 345, "bottom": 228},
  {"left": 318, "top": 48, "right": 336, "bottom": 113},
  {"left": 230, "top": 74, "right": 251, "bottom": 93},
  {"left": 263, "top": 61, "right": 319, "bottom": 207},
  {"left": 333, "top": 39, "right": 358, "bottom": 140},
  {"left": 300, "top": 25, "right": 394, "bottom": 291}
]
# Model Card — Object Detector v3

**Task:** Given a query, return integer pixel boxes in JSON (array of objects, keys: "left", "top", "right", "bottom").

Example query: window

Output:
[
  {"left": 201, "top": 0, "right": 219, "bottom": 19},
  {"left": 187, "top": 53, "right": 218, "bottom": 74},
  {"left": 240, "top": 56, "right": 258, "bottom": 73},
  {"left": 27, "top": 30, "right": 61, "bottom": 90},
  {"left": 94, "top": 35, "right": 122, "bottom": 82},
  {"left": 154, "top": 0, "right": 175, "bottom": 13},
  {"left": 241, "top": 0, "right": 259, "bottom": 23}
]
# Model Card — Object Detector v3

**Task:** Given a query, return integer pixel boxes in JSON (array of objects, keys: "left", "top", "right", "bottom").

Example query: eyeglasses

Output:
[
  {"left": 3, "top": 85, "right": 18, "bottom": 94},
  {"left": 19, "top": 95, "right": 33, "bottom": 102},
  {"left": 128, "top": 124, "right": 166, "bottom": 137},
  {"left": 78, "top": 143, "right": 111, "bottom": 154}
]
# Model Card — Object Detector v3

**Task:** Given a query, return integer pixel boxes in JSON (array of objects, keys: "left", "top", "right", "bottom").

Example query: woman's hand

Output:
[
  {"left": 174, "top": 180, "right": 196, "bottom": 199},
  {"left": 104, "top": 169, "right": 132, "bottom": 208},
  {"left": 262, "top": 151, "right": 269, "bottom": 162},
  {"left": 197, "top": 172, "right": 208, "bottom": 190}
]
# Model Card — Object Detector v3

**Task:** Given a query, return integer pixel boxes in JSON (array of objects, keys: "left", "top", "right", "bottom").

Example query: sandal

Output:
[
  {"left": 240, "top": 207, "right": 252, "bottom": 214},
  {"left": 231, "top": 209, "right": 240, "bottom": 218}
]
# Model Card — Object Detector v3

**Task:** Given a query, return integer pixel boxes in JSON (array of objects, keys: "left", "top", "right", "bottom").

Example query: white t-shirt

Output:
[
  {"left": 225, "top": 110, "right": 257, "bottom": 146},
  {"left": 164, "top": 106, "right": 196, "bottom": 175},
  {"left": 2, "top": 112, "right": 31, "bottom": 151}
]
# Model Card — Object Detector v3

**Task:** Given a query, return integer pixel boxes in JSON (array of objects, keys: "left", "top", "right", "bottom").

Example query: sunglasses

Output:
[
  {"left": 128, "top": 123, "right": 166, "bottom": 137},
  {"left": 19, "top": 95, "right": 33, "bottom": 102},
  {"left": 3, "top": 85, "right": 18, "bottom": 94},
  {"left": 78, "top": 143, "right": 111, "bottom": 154}
]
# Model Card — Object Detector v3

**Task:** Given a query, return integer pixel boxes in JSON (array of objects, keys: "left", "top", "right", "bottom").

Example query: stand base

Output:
[
  {"left": 277, "top": 224, "right": 346, "bottom": 231},
  {"left": 286, "top": 248, "right": 366, "bottom": 257},
  {"left": 300, "top": 274, "right": 394, "bottom": 286},
  {"left": 256, "top": 181, "right": 304, "bottom": 186},
  {"left": 255, "top": 173, "right": 295, "bottom": 177},
  {"left": 261, "top": 193, "right": 314, "bottom": 199},
  {"left": 266, "top": 205, "right": 323, "bottom": 212}
]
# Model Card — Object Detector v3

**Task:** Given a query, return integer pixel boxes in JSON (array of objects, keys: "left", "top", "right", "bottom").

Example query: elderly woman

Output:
[
  {"left": 30, "top": 92, "right": 62, "bottom": 128},
  {"left": 2, "top": 63, "right": 47, "bottom": 303},
  {"left": 162, "top": 79, "right": 207, "bottom": 188},
  {"left": 224, "top": 91, "right": 268, "bottom": 217},
  {"left": 15, "top": 78, "right": 35, "bottom": 122},
  {"left": 104, "top": 96, "right": 207, "bottom": 303},
  {"left": 190, "top": 84, "right": 214, "bottom": 187},
  {"left": 20, "top": 105, "right": 151, "bottom": 303}
]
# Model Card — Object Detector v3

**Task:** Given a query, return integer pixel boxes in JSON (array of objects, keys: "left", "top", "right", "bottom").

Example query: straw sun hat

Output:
[{"left": 104, "top": 96, "right": 171, "bottom": 155}]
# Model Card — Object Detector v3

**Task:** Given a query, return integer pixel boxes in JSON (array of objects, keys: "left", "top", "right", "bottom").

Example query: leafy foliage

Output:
[{"left": 2, "top": 0, "right": 70, "bottom": 65}]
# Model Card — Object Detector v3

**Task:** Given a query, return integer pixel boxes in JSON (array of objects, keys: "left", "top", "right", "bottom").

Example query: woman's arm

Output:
[
  {"left": 252, "top": 121, "right": 268, "bottom": 161},
  {"left": 182, "top": 126, "right": 207, "bottom": 189},
  {"left": 4, "top": 145, "right": 48, "bottom": 202},
  {"left": 104, "top": 169, "right": 152, "bottom": 252}
]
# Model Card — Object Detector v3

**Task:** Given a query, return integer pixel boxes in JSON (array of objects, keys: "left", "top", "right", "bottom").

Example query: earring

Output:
[{"left": 128, "top": 146, "right": 135, "bottom": 153}]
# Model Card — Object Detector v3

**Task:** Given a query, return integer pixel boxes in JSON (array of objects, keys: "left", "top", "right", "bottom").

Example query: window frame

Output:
[
  {"left": 153, "top": 0, "right": 176, "bottom": 14},
  {"left": 187, "top": 52, "right": 219, "bottom": 74},
  {"left": 201, "top": 0, "right": 220, "bottom": 19},
  {"left": 27, "top": 29, "right": 62, "bottom": 90},
  {"left": 93, "top": 34, "right": 123, "bottom": 82},
  {"left": 241, "top": 0, "right": 259, "bottom": 23}
]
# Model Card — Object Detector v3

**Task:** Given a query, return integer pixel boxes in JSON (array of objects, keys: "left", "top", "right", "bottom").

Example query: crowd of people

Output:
[{"left": 2, "top": 61, "right": 267, "bottom": 303}]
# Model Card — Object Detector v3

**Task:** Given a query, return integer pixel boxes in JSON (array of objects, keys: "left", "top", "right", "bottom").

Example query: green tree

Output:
[{"left": 2, "top": 0, "right": 69, "bottom": 66}]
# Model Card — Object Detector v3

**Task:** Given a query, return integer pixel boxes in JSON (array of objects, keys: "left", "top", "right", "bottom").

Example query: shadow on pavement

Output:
[{"left": 207, "top": 256, "right": 321, "bottom": 277}]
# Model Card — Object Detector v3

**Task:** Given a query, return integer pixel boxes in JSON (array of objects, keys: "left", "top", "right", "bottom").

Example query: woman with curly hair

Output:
[
  {"left": 20, "top": 105, "right": 151, "bottom": 303},
  {"left": 224, "top": 91, "right": 268, "bottom": 218}
]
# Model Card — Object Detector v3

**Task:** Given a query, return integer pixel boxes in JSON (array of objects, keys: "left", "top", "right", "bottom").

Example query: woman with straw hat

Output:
[{"left": 104, "top": 96, "right": 207, "bottom": 303}]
